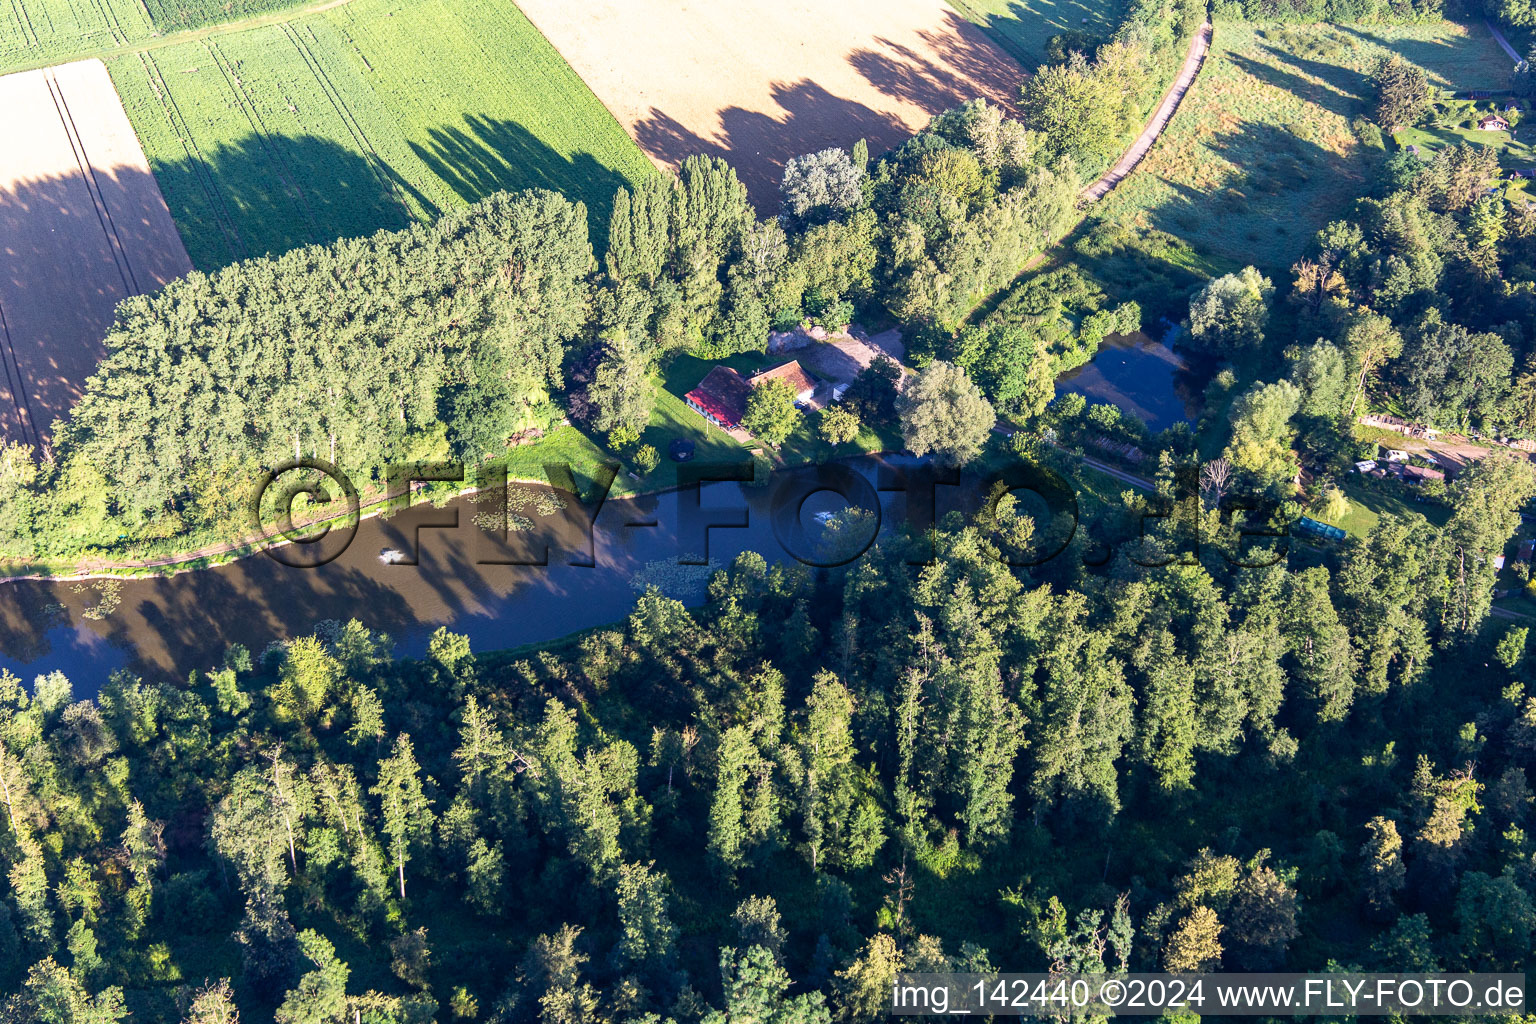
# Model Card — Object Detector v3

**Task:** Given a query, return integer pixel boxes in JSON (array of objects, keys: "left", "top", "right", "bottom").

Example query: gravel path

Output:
[
  {"left": 1083, "top": 21, "right": 1212, "bottom": 202},
  {"left": 1487, "top": 18, "right": 1523, "bottom": 65}
]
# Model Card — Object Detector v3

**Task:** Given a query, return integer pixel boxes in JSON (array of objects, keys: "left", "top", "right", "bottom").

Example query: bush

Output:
[
  {"left": 811, "top": 299, "right": 855, "bottom": 333},
  {"left": 818, "top": 406, "right": 862, "bottom": 448},
  {"left": 608, "top": 425, "right": 640, "bottom": 453},
  {"left": 1351, "top": 116, "right": 1385, "bottom": 149}
]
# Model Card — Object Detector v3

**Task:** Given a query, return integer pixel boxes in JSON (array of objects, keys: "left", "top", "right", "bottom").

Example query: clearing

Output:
[
  {"left": 511, "top": 0, "right": 1023, "bottom": 209},
  {"left": 106, "top": 0, "right": 656, "bottom": 269},
  {"left": 1395, "top": 97, "right": 1536, "bottom": 184},
  {"left": 0, "top": 58, "right": 191, "bottom": 448},
  {"left": 1083, "top": 20, "right": 1513, "bottom": 274}
]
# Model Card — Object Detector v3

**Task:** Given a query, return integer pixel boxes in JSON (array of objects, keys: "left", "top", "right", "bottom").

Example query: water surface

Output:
[
  {"left": 0, "top": 457, "right": 961, "bottom": 690},
  {"left": 1055, "top": 331, "right": 1201, "bottom": 432}
]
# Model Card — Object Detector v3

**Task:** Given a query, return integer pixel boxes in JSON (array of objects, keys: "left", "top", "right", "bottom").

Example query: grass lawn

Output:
[
  {"left": 777, "top": 415, "right": 902, "bottom": 467},
  {"left": 1396, "top": 115, "right": 1536, "bottom": 173},
  {"left": 946, "top": 0, "right": 1130, "bottom": 70},
  {"left": 104, "top": 0, "right": 654, "bottom": 269},
  {"left": 1315, "top": 478, "right": 1450, "bottom": 540},
  {"left": 625, "top": 386, "right": 754, "bottom": 497},
  {"left": 1087, "top": 20, "right": 1513, "bottom": 275}
]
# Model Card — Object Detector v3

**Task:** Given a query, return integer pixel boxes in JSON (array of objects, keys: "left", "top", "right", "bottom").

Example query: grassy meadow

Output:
[
  {"left": 1085, "top": 20, "right": 1513, "bottom": 275},
  {"left": 104, "top": 0, "right": 654, "bottom": 269},
  {"left": 947, "top": 0, "right": 1131, "bottom": 70}
]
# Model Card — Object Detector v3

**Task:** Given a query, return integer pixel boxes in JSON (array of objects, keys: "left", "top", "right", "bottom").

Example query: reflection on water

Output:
[
  {"left": 1055, "top": 331, "right": 1202, "bottom": 433},
  {"left": 0, "top": 457, "right": 961, "bottom": 692}
]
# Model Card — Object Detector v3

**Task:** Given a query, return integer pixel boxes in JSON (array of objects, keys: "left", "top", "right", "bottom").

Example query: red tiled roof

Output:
[
  {"left": 748, "top": 360, "right": 817, "bottom": 396},
  {"left": 685, "top": 366, "right": 751, "bottom": 429}
]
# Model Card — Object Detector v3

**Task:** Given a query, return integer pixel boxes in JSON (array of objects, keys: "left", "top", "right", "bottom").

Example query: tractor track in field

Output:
[
  {"left": 204, "top": 36, "right": 322, "bottom": 242},
  {"left": 135, "top": 49, "right": 247, "bottom": 258},
  {"left": 9, "top": 0, "right": 39, "bottom": 48},
  {"left": 279, "top": 19, "right": 409, "bottom": 220},
  {"left": 1, "top": 0, "right": 358, "bottom": 75},
  {"left": 45, "top": 64, "right": 140, "bottom": 295}
]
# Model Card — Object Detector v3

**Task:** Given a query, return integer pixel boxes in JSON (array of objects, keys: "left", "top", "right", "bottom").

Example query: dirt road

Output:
[
  {"left": 1487, "top": 19, "right": 1523, "bottom": 65},
  {"left": 1083, "top": 21, "right": 1212, "bottom": 202}
]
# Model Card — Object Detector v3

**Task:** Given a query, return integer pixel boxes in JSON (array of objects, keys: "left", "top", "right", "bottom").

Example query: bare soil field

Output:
[
  {"left": 513, "top": 0, "right": 1023, "bottom": 208},
  {"left": 0, "top": 58, "right": 190, "bottom": 449}
]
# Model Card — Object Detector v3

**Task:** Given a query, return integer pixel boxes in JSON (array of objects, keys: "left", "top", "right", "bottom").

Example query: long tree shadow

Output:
[
  {"left": 633, "top": 78, "right": 912, "bottom": 209},
  {"left": 957, "top": 0, "right": 1117, "bottom": 70},
  {"left": 1225, "top": 49, "right": 1367, "bottom": 121},
  {"left": 147, "top": 132, "right": 418, "bottom": 270},
  {"left": 409, "top": 114, "right": 632, "bottom": 251},
  {"left": 148, "top": 122, "right": 630, "bottom": 271},
  {"left": 1108, "top": 120, "right": 1368, "bottom": 276},
  {"left": 1336, "top": 24, "right": 1501, "bottom": 89},
  {"left": 0, "top": 161, "right": 199, "bottom": 448},
  {"left": 846, "top": 10, "right": 1025, "bottom": 114}
]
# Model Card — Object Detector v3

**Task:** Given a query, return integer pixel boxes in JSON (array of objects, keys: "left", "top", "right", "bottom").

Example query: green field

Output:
[
  {"left": 99, "top": 0, "right": 653, "bottom": 269},
  {"left": 947, "top": 0, "right": 1131, "bottom": 70},
  {"left": 145, "top": 0, "right": 296, "bottom": 32},
  {"left": 3, "top": 0, "right": 653, "bottom": 270},
  {"left": 1, "top": 0, "right": 153, "bottom": 69},
  {"left": 0, "top": 0, "right": 313, "bottom": 70},
  {"left": 1086, "top": 20, "right": 1512, "bottom": 273}
]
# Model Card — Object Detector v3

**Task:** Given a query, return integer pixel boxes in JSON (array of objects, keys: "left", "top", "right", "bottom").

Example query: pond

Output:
[
  {"left": 0, "top": 456, "right": 979, "bottom": 691},
  {"left": 1054, "top": 330, "right": 1202, "bottom": 433}
]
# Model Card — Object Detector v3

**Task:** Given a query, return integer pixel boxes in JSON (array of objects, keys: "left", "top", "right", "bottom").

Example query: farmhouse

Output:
[
  {"left": 684, "top": 359, "right": 817, "bottom": 431},
  {"left": 1478, "top": 113, "right": 1510, "bottom": 131},
  {"left": 747, "top": 360, "right": 817, "bottom": 403},
  {"left": 684, "top": 366, "right": 753, "bottom": 431}
]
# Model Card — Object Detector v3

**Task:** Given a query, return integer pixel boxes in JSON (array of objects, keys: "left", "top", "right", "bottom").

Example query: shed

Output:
[
  {"left": 1297, "top": 516, "right": 1346, "bottom": 542},
  {"left": 748, "top": 360, "right": 817, "bottom": 402}
]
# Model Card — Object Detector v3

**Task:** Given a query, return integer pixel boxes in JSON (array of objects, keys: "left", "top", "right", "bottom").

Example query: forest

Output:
[{"left": 2, "top": 445, "right": 1535, "bottom": 1022}]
